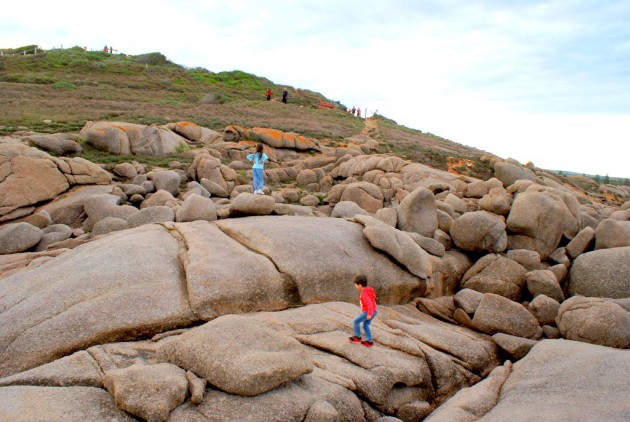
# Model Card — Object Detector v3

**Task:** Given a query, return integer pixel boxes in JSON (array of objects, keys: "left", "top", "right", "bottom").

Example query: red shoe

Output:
[
  {"left": 361, "top": 340, "right": 374, "bottom": 348},
  {"left": 348, "top": 336, "right": 362, "bottom": 343}
]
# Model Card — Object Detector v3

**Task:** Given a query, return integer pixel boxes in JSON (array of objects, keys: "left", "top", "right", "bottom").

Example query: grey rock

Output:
[
  {"left": 0, "top": 223, "right": 44, "bottom": 254},
  {"left": 494, "top": 161, "right": 537, "bottom": 186},
  {"left": 331, "top": 201, "right": 369, "bottom": 218},
  {"left": 595, "top": 218, "right": 630, "bottom": 249},
  {"left": 472, "top": 293, "right": 542, "bottom": 339},
  {"left": 397, "top": 187, "right": 437, "bottom": 237},
  {"left": 127, "top": 206, "right": 175, "bottom": 228},
  {"left": 175, "top": 194, "right": 217, "bottom": 222},
  {"left": 566, "top": 226, "right": 595, "bottom": 259},
  {"left": 92, "top": 217, "right": 130, "bottom": 236},
  {"left": 230, "top": 193, "right": 275, "bottom": 216},
  {"left": 152, "top": 170, "right": 181, "bottom": 196}
]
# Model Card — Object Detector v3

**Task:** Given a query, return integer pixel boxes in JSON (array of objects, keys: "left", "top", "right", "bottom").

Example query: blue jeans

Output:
[
  {"left": 252, "top": 168, "right": 264, "bottom": 191},
  {"left": 354, "top": 311, "right": 377, "bottom": 342}
]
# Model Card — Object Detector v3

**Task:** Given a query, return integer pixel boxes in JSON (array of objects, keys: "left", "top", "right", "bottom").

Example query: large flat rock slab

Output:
[{"left": 215, "top": 216, "right": 426, "bottom": 304}]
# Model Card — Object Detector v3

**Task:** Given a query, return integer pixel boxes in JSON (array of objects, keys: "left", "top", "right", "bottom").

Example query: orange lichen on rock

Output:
[{"left": 447, "top": 157, "right": 475, "bottom": 175}]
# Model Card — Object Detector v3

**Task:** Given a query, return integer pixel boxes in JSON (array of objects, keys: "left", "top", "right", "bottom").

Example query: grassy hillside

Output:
[{"left": 0, "top": 45, "right": 493, "bottom": 177}]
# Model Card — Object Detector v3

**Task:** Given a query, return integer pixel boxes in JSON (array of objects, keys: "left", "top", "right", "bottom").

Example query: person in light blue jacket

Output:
[{"left": 247, "top": 143, "right": 268, "bottom": 195}]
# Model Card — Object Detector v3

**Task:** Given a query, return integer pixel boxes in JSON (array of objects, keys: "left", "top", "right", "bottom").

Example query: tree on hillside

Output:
[
  {"left": 594, "top": 174, "right": 601, "bottom": 184},
  {"left": 604, "top": 174, "right": 610, "bottom": 184}
]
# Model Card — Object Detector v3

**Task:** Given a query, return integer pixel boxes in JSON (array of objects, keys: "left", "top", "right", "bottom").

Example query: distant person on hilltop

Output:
[
  {"left": 103, "top": 45, "right": 108, "bottom": 53},
  {"left": 247, "top": 143, "right": 269, "bottom": 195},
  {"left": 282, "top": 88, "right": 288, "bottom": 104},
  {"left": 109, "top": 46, "right": 113, "bottom": 54},
  {"left": 266, "top": 88, "right": 272, "bottom": 101},
  {"left": 351, "top": 106, "right": 356, "bottom": 115},
  {"left": 357, "top": 107, "right": 361, "bottom": 118}
]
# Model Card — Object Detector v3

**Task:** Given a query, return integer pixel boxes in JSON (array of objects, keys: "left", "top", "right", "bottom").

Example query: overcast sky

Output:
[{"left": 3, "top": 0, "right": 629, "bottom": 177}]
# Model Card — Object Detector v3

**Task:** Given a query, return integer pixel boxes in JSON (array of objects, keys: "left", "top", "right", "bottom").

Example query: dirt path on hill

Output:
[{"left": 361, "top": 117, "right": 382, "bottom": 139}]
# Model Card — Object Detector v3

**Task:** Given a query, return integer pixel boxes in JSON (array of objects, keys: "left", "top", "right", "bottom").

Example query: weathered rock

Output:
[
  {"left": 25, "top": 133, "right": 83, "bottom": 156},
  {"left": 300, "top": 194, "right": 320, "bottom": 207},
  {"left": 424, "top": 361, "right": 512, "bottom": 422},
  {"left": 454, "top": 288, "right": 484, "bottom": 315},
  {"left": 185, "top": 371, "right": 206, "bottom": 405},
  {"left": 37, "top": 185, "right": 113, "bottom": 227},
  {"left": 140, "top": 189, "right": 175, "bottom": 209},
  {"left": 472, "top": 293, "right": 542, "bottom": 339},
  {"left": 80, "top": 121, "right": 190, "bottom": 156},
  {"left": 542, "top": 325, "right": 560, "bottom": 339},
  {"left": 494, "top": 161, "right": 536, "bottom": 186},
  {"left": 492, "top": 333, "right": 537, "bottom": 360},
  {"left": 556, "top": 296, "right": 630, "bottom": 348},
  {"left": 566, "top": 226, "right": 595, "bottom": 259},
  {"left": 0, "top": 385, "right": 136, "bottom": 421},
  {"left": 528, "top": 295, "right": 560, "bottom": 326},
  {"left": 478, "top": 187, "right": 511, "bottom": 216},
  {"left": 112, "top": 163, "right": 138, "bottom": 179},
  {"left": 479, "top": 340, "right": 630, "bottom": 421},
  {"left": 506, "top": 191, "right": 565, "bottom": 259},
  {"left": 460, "top": 255, "right": 527, "bottom": 301},
  {"left": 397, "top": 187, "right": 437, "bottom": 237},
  {"left": 160, "top": 315, "right": 313, "bottom": 396},
  {"left": 450, "top": 211, "right": 507, "bottom": 253},
  {"left": 0, "top": 350, "right": 103, "bottom": 388},
  {"left": 525, "top": 270, "right": 564, "bottom": 302},
  {"left": 407, "top": 232, "right": 446, "bottom": 257},
  {"left": 505, "top": 249, "right": 541, "bottom": 271},
  {"left": 0, "top": 147, "right": 69, "bottom": 218},
  {"left": 92, "top": 217, "right": 130, "bottom": 236},
  {"left": 214, "top": 216, "right": 426, "bottom": 304},
  {"left": 0, "top": 222, "right": 44, "bottom": 254},
  {"left": 152, "top": 170, "right": 181, "bottom": 196},
  {"left": 103, "top": 363, "right": 188, "bottom": 422},
  {"left": 569, "top": 247, "right": 630, "bottom": 299},
  {"left": 376, "top": 207, "right": 398, "bottom": 227},
  {"left": 595, "top": 218, "right": 630, "bottom": 249},
  {"left": 331, "top": 201, "right": 369, "bottom": 219},
  {"left": 297, "top": 169, "right": 318, "bottom": 186},
  {"left": 34, "top": 228, "right": 72, "bottom": 252},
  {"left": 200, "top": 177, "right": 229, "bottom": 198},
  {"left": 127, "top": 206, "right": 175, "bottom": 228},
  {"left": 0, "top": 225, "right": 196, "bottom": 378},
  {"left": 175, "top": 194, "right": 217, "bottom": 222},
  {"left": 230, "top": 192, "right": 275, "bottom": 216},
  {"left": 23, "top": 210, "right": 53, "bottom": 229},
  {"left": 549, "top": 247, "right": 571, "bottom": 267},
  {"left": 353, "top": 215, "right": 433, "bottom": 280},
  {"left": 340, "top": 182, "right": 384, "bottom": 213}
]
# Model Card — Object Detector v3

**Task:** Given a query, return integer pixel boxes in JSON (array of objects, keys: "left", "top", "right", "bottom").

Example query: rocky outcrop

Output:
[
  {"left": 0, "top": 143, "right": 111, "bottom": 222},
  {"left": 428, "top": 340, "right": 630, "bottom": 421},
  {"left": 0, "top": 217, "right": 429, "bottom": 378},
  {"left": 223, "top": 125, "right": 320, "bottom": 151},
  {"left": 79, "top": 121, "right": 191, "bottom": 156}
]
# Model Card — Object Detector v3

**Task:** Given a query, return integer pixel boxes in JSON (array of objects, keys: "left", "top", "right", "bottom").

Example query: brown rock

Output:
[
  {"left": 556, "top": 296, "right": 630, "bottom": 348},
  {"left": 160, "top": 315, "right": 313, "bottom": 396},
  {"left": 104, "top": 363, "right": 188, "bottom": 422},
  {"left": 397, "top": 187, "right": 437, "bottom": 237}
]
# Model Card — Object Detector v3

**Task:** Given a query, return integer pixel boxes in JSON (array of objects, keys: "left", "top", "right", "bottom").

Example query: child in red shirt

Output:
[{"left": 348, "top": 275, "right": 378, "bottom": 348}]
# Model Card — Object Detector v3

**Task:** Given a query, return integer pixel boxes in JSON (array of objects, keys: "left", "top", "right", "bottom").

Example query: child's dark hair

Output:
[
  {"left": 354, "top": 275, "right": 367, "bottom": 287},
  {"left": 255, "top": 143, "right": 264, "bottom": 155}
]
